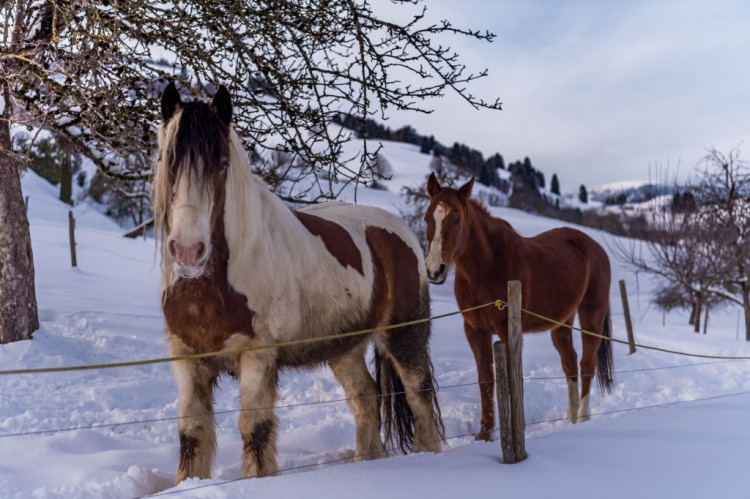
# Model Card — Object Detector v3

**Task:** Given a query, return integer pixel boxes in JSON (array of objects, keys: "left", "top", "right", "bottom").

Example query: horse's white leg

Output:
[
  {"left": 578, "top": 392, "right": 591, "bottom": 422},
  {"left": 551, "top": 324, "right": 579, "bottom": 424},
  {"left": 238, "top": 348, "right": 279, "bottom": 478},
  {"left": 170, "top": 336, "right": 217, "bottom": 483},
  {"left": 567, "top": 379, "right": 580, "bottom": 424},
  {"left": 329, "top": 343, "right": 387, "bottom": 461},
  {"left": 578, "top": 308, "right": 607, "bottom": 423}
]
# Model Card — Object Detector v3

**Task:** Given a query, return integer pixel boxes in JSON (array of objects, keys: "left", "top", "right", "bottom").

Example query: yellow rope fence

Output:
[
  {"left": 521, "top": 307, "right": 750, "bottom": 361},
  {"left": 3, "top": 298, "right": 750, "bottom": 377},
  {"left": 0, "top": 301, "right": 503, "bottom": 376}
]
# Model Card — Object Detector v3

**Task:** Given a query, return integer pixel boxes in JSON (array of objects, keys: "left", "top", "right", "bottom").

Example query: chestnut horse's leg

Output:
[
  {"left": 577, "top": 306, "right": 607, "bottom": 422},
  {"left": 170, "top": 337, "right": 218, "bottom": 483},
  {"left": 465, "top": 323, "right": 495, "bottom": 441},
  {"left": 550, "top": 318, "right": 580, "bottom": 424},
  {"left": 329, "top": 343, "right": 387, "bottom": 461},
  {"left": 238, "top": 349, "right": 279, "bottom": 478}
]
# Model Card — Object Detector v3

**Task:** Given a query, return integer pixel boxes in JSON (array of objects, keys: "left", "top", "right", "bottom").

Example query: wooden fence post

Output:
[
  {"left": 494, "top": 341, "right": 513, "bottom": 461},
  {"left": 495, "top": 280, "right": 526, "bottom": 463},
  {"left": 619, "top": 280, "right": 636, "bottom": 354},
  {"left": 68, "top": 210, "right": 77, "bottom": 268}
]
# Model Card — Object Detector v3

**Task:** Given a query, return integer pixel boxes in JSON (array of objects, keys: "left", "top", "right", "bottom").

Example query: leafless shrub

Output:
[{"left": 613, "top": 149, "right": 749, "bottom": 335}]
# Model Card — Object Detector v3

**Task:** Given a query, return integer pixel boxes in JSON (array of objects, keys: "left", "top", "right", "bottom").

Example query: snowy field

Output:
[{"left": 3, "top": 140, "right": 750, "bottom": 498}]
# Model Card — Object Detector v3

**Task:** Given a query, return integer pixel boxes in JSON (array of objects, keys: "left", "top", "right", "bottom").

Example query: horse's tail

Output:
[
  {"left": 375, "top": 349, "right": 414, "bottom": 454},
  {"left": 596, "top": 308, "right": 614, "bottom": 394}
]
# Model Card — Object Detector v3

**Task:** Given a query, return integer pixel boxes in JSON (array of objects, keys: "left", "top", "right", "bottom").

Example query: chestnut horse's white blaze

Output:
[
  {"left": 425, "top": 203, "right": 448, "bottom": 282},
  {"left": 154, "top": 83, "right": 444, "bottom": 484}
]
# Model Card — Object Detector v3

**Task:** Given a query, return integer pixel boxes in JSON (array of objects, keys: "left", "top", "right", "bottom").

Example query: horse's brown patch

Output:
[
  {"left": 365, "top": 226, "right": 420, "bottom": 326},
  {"left": 296, "top": 211, "right": 364, "bottom": 275},
  {"left": 367, "top": 227, "right": 444, "bottom": 452},
  {"left": 162, "top": 172, "right": 255, "bottom": 355}
]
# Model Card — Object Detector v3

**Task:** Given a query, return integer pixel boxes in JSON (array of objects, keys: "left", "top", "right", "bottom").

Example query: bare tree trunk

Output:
[
  {"left": 743, "top": 287, "right": 750, "bottom": 342},
  {"left": 0, "top": 110, "right": 39, "bottom": 343},
  {"left": 703, "top": 305, "right": 709, "bottom": 334},
  {"left": 689, "top": 301, "right": 696, "bottom": 326},
  {"left": 692, "top": 297, "right": 702, "bottom": 334},
  {"left": 59, "top": 147, "right": 73, "bottom": 205}
]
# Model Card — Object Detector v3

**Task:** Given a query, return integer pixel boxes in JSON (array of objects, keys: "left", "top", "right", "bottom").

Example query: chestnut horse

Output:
[
  {"left": 425, "top": 173, "right": 613, "bottom": 441},
  {"left": 153, "top": 83, "right": 444, "bottom": 483}
]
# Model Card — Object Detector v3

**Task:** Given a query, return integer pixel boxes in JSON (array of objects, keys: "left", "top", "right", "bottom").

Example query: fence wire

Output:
[
  {"left": 141, "top": 388, "right": 750, "bottom": 498},
  {"left": 3, "top": 357, "right": 742, "bottom": 439},
  {"left": 3, "top": 296, "right": 750, "bottom": 496}
]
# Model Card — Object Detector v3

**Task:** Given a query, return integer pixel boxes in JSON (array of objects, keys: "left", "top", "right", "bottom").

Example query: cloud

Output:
[{"left": 377, "top": 0, "right": 750, "bottom": 191}]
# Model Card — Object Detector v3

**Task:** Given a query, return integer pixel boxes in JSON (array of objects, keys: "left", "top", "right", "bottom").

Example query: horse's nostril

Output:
[
  {"left": 167, "top": 239, "right": 177, "bottom": 258},
  {"left": 196, "top": 241, "right": 206, "bottom": 260},
  {"left": 438, "top": 264, "right": 446, "bottom": 275}
]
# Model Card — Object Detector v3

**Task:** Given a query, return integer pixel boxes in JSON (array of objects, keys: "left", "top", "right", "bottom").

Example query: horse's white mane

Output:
[{"left": 152, "top": 113, "right": 183, "bottom": 291}]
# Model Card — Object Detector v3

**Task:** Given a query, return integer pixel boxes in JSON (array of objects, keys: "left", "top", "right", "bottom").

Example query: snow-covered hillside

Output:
[{"left": 3, "top": 139, "right": 750, "bottom": 498}]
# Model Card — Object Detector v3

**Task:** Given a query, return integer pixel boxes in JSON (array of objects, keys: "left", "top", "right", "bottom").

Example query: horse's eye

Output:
[
  {"left": 220, "top": 159, "right": 229, "bottom": 171},
  {"left": 453, "top": 218, "right": 460, "bottom": 226}
]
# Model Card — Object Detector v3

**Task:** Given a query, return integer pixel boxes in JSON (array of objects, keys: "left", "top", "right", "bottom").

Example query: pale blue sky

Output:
[{"left": 378, "top": 0, "right": 750, "bottom": 192}]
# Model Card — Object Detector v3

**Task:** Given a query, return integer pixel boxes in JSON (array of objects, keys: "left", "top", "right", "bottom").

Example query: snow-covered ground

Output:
[{"left": 3, "top": 140, "right": 750, "bottom": 498}]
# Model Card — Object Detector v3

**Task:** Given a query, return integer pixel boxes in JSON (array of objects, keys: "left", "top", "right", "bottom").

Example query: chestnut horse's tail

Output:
[{"left": 596, "top": 309, "right": 614, "bottom": 394}]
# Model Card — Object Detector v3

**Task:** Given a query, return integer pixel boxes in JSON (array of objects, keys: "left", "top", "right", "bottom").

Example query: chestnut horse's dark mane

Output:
[{"left": 466, "top": 198, "right": 517, "bottom": 234}]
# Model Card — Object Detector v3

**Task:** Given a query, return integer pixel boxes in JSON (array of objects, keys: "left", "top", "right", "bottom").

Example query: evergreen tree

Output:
[
  {"left": 419, "top": 136, "right": 431, "bottom": 154},
  {"left": 487, "top": 153, "right": 505, "bottom": 170},
  {"left": 27, "top": 136, "right": 81, "bottom": 205},
  {"left": 536, "top": 171, "right": 546, "bottom": 189},
  {"left": 551, "top": 174, "right": 561, "bottom": 195},
  {"left": 579, "top": 184, "right": 588, "bottom": 203},
  {"left": 28, "top": 138, "right": 60, "bottom": 184}
]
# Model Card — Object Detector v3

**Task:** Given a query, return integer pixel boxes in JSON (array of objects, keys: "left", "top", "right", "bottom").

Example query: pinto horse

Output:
[
  {"left": 153, "top": 83, "right": 444, "bottom": 483},
  {"left": 424, "top": 173, "right": 613, "bottom": 441}
]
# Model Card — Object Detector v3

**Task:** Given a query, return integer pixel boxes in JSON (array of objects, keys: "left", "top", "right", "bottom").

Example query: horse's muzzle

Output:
[
  {"left": 427, "top": 264, "right": 447, "bottom": 284},
  {"left": 174, "top": 250, "right": 210, "bottom": 279},
  {"left": 175, "top": 263, "right": 206, "bottom": 279}
]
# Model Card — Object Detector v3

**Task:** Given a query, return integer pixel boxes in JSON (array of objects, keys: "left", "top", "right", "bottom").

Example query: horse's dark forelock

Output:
[{"left": 167, "top": 100, "right": 229, "bottom": 182}]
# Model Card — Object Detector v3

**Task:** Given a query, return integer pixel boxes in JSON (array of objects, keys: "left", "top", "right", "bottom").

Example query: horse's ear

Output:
[
  {"left": 458, "top": 176, "right": 475, "bottom": 203},
  {"left": 161, "top": 81, "right": 181, "bottom": 122},
  {"left": 427, "top": 172, "right": 442, "bottom": 198},
  {"left": 212, "top": 85, "right": 233, "bottom": 126}
]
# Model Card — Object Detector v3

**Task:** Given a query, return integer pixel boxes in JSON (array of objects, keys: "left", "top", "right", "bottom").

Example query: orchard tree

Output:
[
  {"left": 615, "top": 148, "right": 750, "bottom": 336},
  {"left": 614, "top": 201, "right": 735, "bottom": 333},
  {"left": 22, "top": 135, "right": 81, "bottom": 205},
  {"left": 693, "top": 147, "right": 750, "bottom": 339},
  {"left": 0, "top": 0, "right": 501, "bottom": 343}
]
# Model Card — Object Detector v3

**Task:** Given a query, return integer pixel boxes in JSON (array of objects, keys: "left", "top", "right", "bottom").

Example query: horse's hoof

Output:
[
  {"left": 475, "top": 430, "right": 493, "bottom": 442},
  {"left": 566, "top": 408, "right": 579, "bottom": 424}
]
